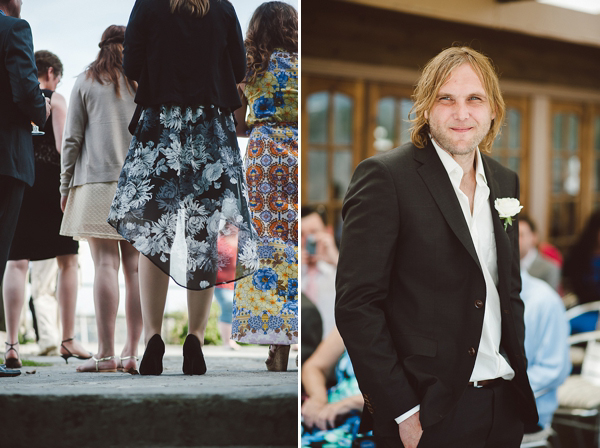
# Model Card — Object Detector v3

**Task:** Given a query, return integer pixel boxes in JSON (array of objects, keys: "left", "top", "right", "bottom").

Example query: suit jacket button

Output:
[
  {"left": 475, "top": 299, "right": 484, "bottom": 309},
  {"left": 468, "top": 347, "right": 476, "bottom": 356}
]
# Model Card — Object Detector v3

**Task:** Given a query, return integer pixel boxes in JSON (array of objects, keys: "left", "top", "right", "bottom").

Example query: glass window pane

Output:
[
  {"left": 333, "top": 150, "right": 354, "bottom": 200},
  {"left": 333, "top": 94, "right": 353, "bottom": 145},
  {"left": 399, "top": 99, "right": 415, "bottom": 145},
  {"left": 377, "top": 97, "right": 396, "bottom": 143},
  {"left": 552, "top": 158, "right": 562, "bottom": 193},
  {"left": 494, "top": 126, "right": 507, "bottom": 149},
  {"left": 508, "top": 157, "right": 520, "bottom": 174},
  {"left": 553, "top": 113, "right": 563, "bottom": 151},
  {"left": 308, "top": 149, "right": 328, "bottom": 202},
  {"left": 307, "top": 92, "right": 329, "bottom": 144},
  {"left": 567, "top": 114, "right": 579, "bottom": 152},
  {"left": 507, "top": 109, "right": 521, "bottom": 150}
]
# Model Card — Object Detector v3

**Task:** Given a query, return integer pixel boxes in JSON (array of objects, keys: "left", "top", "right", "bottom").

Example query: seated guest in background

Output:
[
  {"left": 520, "top": 270, "right": 571, "bottom": 432},
  {"left": 300, "top": 293, "right": 322, "bottom": 366},
  {"left": 563, "top": 210, "right": 600, "bottom": 333},
  {"left": 519, "top": 214, "right": 560, "bottom": 291},
  {"left": 301, "top": 206, "right": 338, "bottom": 340},
  {"left": 301, "top": 327, "right": 371, "bottom": 447}
]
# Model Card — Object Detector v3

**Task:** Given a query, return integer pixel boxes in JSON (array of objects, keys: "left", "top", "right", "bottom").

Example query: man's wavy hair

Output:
[
  {"left": 86, "top": 25, "right": 136, "bottom": 98},
  {"left": 409, "top": 46, "right": 505, "bottom": 154},
  {"left": 170, "top": 0, "right": 210, "bottom": 17},
  {"left": 244, "top": 1, "right": 298, "bottom": 85},
  {"left": 35, "top": 50, "right": 63, "bottom": 79}
]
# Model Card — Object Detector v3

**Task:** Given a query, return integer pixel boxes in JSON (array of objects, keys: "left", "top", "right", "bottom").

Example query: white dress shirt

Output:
[{"left": 395, "top": 141, "right": 514, "bottom": 425}]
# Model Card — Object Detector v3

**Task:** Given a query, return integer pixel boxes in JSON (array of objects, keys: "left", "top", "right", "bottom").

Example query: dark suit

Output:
[
  {"left": 335, "top": 141, "right": 538, "bottom": 443},
  {"left": 0, "top": 13, "right": 47, "bottom": 277}
]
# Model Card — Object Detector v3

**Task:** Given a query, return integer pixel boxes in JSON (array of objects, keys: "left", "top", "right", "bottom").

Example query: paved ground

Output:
[{"left": 0, "top": 344, "right": 298, "bottom": 448}]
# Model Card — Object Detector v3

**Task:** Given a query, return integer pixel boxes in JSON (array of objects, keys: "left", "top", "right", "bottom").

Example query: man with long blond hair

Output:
[{"left": 335, "top": 46, "right": 538, "bottom": 447}]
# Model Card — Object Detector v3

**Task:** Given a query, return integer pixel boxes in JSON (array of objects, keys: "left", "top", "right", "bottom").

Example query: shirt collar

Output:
[{"left": 430, "top": 137, "right": 488, "bottom": 186}]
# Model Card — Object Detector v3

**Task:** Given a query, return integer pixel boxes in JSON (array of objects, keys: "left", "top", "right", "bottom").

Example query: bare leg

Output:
[
  {"left": 218, "top": 322, "right": 240, "bottom": 350},
  {"left": 187, "top": 287, "right": 214, "bottom": 346},
  {"left": 138, "top": 253, "right": 169, "bottom": 345},
  {"left": 119, "top": 241, "right": 142, "bottom": 371},
  {"left": 76, "top": 238, "right": 120, "bottom": 372},
  {"left": 56, "top": 254, "right": 88, "bottom": 358},
  {"left": 3, "top": 259, "right": 28, "bottom": 362}
]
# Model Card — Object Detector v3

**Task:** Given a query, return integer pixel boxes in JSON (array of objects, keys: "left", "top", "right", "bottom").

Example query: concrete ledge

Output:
[{"left": 0, "top": 346, "right": 298, "bottom": 447}]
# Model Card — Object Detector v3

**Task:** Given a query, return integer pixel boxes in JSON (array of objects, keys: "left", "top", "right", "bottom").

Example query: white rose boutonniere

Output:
[{"left": 494, "top": 198, "right": 523, "bottom": 231}]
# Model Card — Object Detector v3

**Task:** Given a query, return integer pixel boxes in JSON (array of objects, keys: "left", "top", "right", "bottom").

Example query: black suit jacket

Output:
[
  {"left": 0, "top": 15, "right": 47, "bottom": 186},
  {"left": 335, "top": 141, "right": 538, "bottom": 436},
  {"left": 124, "top": 0, "right": 245, "bottom": 110}
]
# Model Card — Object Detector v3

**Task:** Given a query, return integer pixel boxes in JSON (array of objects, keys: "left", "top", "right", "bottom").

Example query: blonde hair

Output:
[
  {"left": 409, "top": 46, "right": 505, "bottom": 153},
  {"left": 170, "top": 0, "right": 210, "bottom": 17}
]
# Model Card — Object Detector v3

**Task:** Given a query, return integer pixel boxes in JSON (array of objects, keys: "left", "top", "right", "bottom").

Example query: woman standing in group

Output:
[
  {"left": 231, "top": 2, "right": 298, "bottom": 371},
  {"left": 3, "top": 51, "right": 87, "bottom": 368},
  {"left": 60, "top": 26, "right": 142, "bottom": 373},
  {"left": 108, "top": 0, "right": 258, "bottom": 375}
]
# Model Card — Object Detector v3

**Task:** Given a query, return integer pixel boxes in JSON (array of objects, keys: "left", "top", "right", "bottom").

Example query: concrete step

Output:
[{"left": 0, "top": 346, "right": 298, "bottom": 447}]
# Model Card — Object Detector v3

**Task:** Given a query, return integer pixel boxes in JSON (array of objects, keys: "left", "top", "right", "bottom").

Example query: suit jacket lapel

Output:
[
  {"left": 414, "top": 142, "right": 481, "bottom": 272},
  {"left": 482, "top": 155, "right": 511, "bottom": 302}
]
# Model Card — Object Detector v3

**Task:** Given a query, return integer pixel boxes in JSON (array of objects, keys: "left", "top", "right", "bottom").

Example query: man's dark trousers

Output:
[
  {"left": 0, "top": 176, "right": 25, "bottom": 277},
  {"left": 375, "top": 380, "right": 524, "bottom": 447}
]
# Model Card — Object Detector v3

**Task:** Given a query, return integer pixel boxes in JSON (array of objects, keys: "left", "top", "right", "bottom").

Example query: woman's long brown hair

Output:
[
  {"left": 170, "top": 0, "right": 210, "bottom": 17},
  {"left": 86, "top": 25, "right": 136, "bottom": 98},
  {"left": 244, "top": 2, "right": 298, "bottom": 85}
]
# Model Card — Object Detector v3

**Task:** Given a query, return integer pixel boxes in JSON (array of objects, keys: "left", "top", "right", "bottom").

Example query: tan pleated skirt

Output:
[{"left": 60, "top": 182, "right": 123, "bottom": 241}]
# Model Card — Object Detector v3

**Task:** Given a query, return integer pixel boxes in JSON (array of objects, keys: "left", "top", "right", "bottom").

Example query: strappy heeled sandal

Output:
[
  {"left": 75, "top": 355, "right": 118, "bottom": 373},
  {"left": 118, "top": 355, "right": 139, "bottom": 375},
  {"left": 4, "top": 342, "right": 22, "bottom": 369},
  {"left": 60, "top": 337, "right": 92, "bottom": 364}
]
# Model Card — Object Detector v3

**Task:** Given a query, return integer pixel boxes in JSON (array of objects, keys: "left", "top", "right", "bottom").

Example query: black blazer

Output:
[
  {"left": 0, "top": 15, "right": 47, "bottom": 186},
  {"left": 335, "top": 141, "right": 538, "bottom": 436},
  {"left": 124, "top": 0, "right": 245, "bottom": 110}
]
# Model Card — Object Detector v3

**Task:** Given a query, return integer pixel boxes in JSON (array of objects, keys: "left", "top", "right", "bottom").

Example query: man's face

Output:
[
  {"left": 425, "top": 63, "right": 495, "bottom": 156},
  {"left": 519, "top": 221, "right": 536, "bottom": 260}
]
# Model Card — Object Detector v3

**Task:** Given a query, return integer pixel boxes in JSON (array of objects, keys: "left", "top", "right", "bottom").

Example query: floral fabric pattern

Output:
[
  {"left": 108, "top": 104, "right": 259, "bottom": 290},
  {"left": 245, "top": 50, "right": 298, "bottom": 127},
  {"left": 302, "top": 352, "right": 373, "bottom": 447},
  {"left": 232, "top": 50, "right": 298, "bottom": 344},
  {"left": 232, "top": 242, "right": 297, "bottom": 344}
]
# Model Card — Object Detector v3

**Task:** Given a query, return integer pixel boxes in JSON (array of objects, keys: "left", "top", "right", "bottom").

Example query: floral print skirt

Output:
[
  {"left": 108, "top": 104, "right": 259, "bottom": 290},
  {"left": 232, "top": 124, "right": 298, "bottom": 344}
]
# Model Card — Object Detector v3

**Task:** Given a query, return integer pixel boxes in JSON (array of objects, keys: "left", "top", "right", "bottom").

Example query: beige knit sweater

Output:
[{"left": 60, "top": 72, "right": 136, "bottom": 196}]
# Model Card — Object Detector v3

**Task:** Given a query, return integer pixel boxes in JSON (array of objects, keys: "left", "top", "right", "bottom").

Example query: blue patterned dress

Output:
[{"left": 231, "top": 50, "right": 298, "bottom": 344}]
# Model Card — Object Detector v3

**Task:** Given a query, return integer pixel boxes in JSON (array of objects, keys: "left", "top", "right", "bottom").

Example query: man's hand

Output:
[
  {"left": 301, "top": 397, "right": 327, "bottom": 429},
  {"left": 45, "top": 96, "right": 51, "bottom": 120},
  {"left": 398, "top": 411, "right": 423, "bottom": 448},
  {"left": 60, "top": 194, "right": 68, "bottom": 212}
]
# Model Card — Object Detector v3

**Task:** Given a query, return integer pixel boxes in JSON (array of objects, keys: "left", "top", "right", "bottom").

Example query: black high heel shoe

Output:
[
  {"left": 60, "top": 338, "right": 92, "bottom": 364},
  {"left": 182, "top": 334, "right": 206, "bottom": 375},
  {"left": 139, "top": 334, "right": 165, "bottom": 375}
]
